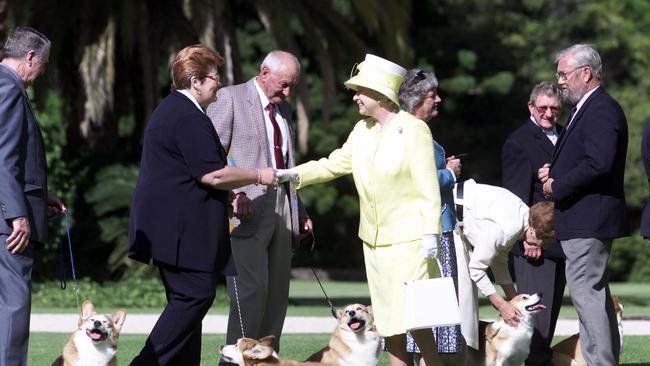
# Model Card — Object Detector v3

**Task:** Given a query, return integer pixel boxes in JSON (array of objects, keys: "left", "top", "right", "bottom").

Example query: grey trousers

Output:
[
  {"left": 225, "top": 186, "right": 292, "bottom": 351},
  {"left": 561, "top": 238, "right": 619, "bottom": 366},
  {"left": 0, "top": 235, "right": 33, "bottom": 366}
]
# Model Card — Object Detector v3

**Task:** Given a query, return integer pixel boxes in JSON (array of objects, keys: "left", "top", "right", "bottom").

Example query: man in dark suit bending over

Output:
[{"left": 539, "top": 44, "right": 629, "bottom": 366}]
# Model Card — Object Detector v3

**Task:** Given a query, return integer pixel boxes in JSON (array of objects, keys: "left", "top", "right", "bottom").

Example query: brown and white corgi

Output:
[
  {"left": 51, "top": 300, "right": 126, "bottom": 366},
  {"left": 306, "top": 303, "right": 381, "bottom": 366},
  {"left": 482, "top": 293, "right": 546, "bottom": 366},
  {"left": 220, "top": 335, "right": 327, "bottom": 366},
  {"left": 552, "top": 295, "right": 624, "bottom": 366}
]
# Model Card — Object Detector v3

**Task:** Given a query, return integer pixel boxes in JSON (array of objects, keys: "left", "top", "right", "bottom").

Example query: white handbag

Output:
[{"left": 403, "top": 259, "right": 462, "bottom": 330}]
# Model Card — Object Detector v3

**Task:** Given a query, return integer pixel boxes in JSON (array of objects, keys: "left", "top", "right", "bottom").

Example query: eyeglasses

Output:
[
  {"left": 534, "top": 105, "right": 561, "bottom": 114},
  {"left": 555, "top": 65, "right": 587, "bottom": 81},
  {"left": 205, "top": 74, "right": 221, "bottom": 87}
]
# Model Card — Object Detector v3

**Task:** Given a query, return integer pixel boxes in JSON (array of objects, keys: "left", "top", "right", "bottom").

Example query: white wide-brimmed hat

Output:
[{"left": 344, "top": 54, "right": 407, "bottom": 105}]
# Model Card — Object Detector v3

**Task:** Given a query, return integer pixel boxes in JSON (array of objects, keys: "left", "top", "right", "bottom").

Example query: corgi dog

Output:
[
  {"left": 305, "top": 304, "right": 380, "bottom": 366},
  {"left": 220, "top": 335, "right": 327, "bottom": 366},
  {"left": 52, "top": 300, "right": 126, "bottom": 366},
  {"left": 483, "top": 293, "right": 546, "bottom": 366},
  {"left": 552, "top": 295, "right": 624, "bottom": 366}
]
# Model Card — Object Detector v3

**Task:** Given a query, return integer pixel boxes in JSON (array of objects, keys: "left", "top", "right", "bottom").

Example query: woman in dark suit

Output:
[{"left": 128, "top": 45, "right": 277, "bottom": 366}]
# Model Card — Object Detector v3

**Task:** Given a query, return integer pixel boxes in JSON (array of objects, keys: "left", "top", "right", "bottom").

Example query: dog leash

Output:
[
  {"left": 58, "top": 211, "right": 82, "bottom": 315},
  {"left": 304, "top": 231, "right": 338, "bottom": 319},
  {"left": 232, "top": 277, "right": 246, "bottom": 338}
]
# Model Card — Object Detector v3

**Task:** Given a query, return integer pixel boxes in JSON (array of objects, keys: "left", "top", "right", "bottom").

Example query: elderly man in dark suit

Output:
[
  {"left": 207, "top": 50, "right": 311, "bottom": 351},
  {"left": 501, "top": 81, "right": 566, "bottom": 366},
  {"left": 540, "top": 44, "right": 629, "bottom": 366},
  {"left": 0, "top": 27, "right": 65, "bottom": 366},
  {"left": 641, "top": 119, "right": 650, "bottom": 239}
]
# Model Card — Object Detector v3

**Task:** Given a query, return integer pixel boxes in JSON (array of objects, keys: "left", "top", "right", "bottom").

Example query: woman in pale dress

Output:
[
  {"left": 398, "top": 70, "right": 465, "bottom": 365},
  {"left": 277, "top": 54, "right": 444, "bottom": 366}
]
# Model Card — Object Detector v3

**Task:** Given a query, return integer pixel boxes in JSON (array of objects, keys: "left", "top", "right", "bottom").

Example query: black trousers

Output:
[
  {"left": 513, "top": 255, "right": 566, "bottom": 366},
  {"left": 130, "top": 262, "right": 217, "bottom": 366}
]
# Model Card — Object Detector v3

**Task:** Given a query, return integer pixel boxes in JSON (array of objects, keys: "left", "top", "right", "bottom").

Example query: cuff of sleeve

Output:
[{"left": 446, "top": 167, "right": 457, "bottom": 182}]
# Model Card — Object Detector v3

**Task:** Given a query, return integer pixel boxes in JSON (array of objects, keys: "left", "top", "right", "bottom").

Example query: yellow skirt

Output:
[{"left": 363, "top": 239, "right": 440, "bottom": 337}]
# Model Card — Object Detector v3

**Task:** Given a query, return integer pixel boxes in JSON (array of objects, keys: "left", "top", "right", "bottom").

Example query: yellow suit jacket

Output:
[{"left": 295, "top": 110, "right": 441, "bottom": 245}]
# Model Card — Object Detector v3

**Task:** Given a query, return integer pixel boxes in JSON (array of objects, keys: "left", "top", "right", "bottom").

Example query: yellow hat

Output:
[{"left": 344, "top": 54, "right": 407, "bottom": 105}]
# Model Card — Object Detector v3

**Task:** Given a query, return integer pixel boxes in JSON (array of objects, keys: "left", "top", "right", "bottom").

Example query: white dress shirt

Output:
[{"left": 254, "top": 78, "right": 289, "bottom": 168}]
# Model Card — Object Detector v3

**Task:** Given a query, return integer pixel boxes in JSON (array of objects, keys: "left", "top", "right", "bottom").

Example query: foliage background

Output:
[{"left": 2, "top": 0, "right": 649, "bottom": 282}]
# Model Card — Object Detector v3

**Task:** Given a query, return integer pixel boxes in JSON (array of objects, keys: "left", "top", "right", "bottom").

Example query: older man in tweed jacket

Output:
[{"left": 206, "top": 50, "right": 310, "bottom": 352}]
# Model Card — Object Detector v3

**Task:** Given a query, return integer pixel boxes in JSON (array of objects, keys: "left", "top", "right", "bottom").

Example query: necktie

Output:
[
  {"left": 566, "top": 106, "right": 577, "bottom": 129},
  {"left": 267, "top": 103, "right": 285, "bottom": 169}
]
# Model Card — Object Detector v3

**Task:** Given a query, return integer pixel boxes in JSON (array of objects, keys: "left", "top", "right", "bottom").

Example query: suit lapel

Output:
[
  {"left": 245, "top": 80, "right": 272, "bottom": 166},
  {"left": 526, "top": 120, "right": 555, "bottom": 158},
  {"left": 553, "top": 88, "right": 603, "bottom": 163}
]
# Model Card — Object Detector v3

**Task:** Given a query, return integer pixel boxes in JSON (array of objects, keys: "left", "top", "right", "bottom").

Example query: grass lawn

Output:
[
  {"left": 30, "top": 280, "right": 650, "bottom": 318},
  {"left": 29, "top": 280, "right": 650, "bottom": 364},
  {"left": 29, "top": 333, "right": 650, "bottom": 365}
]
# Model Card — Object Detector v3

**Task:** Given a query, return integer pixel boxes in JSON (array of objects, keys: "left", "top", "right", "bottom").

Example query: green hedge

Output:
[{"left": 32, "top": 278, "right": 229, "bottom": 309}]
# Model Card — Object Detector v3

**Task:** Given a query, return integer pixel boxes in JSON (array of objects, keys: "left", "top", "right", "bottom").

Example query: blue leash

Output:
[{"left": 58, "top": 211, "right": 82, "bottom": 313}]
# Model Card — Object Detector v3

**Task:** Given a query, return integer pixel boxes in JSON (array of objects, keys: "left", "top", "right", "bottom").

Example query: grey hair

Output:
[
  {"left": 554, "top": 44, "right": 602, "bottom": 80},
  {"left": 529, "top": 81, "right": 562, "bottom": 104},
  {"left": 398, "top": 69, "right": 438, "bottom": 113},
  {"left": 1, "top": 27, "right": 51, "bottom": 60},
  {"left": 261, "top": 50, "right": 301, "bottom": 74}
]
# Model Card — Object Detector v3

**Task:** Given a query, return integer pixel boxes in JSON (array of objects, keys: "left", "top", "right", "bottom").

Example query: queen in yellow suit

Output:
[{"left": 277, "top": 54, "right": 443, "bottom": 366}]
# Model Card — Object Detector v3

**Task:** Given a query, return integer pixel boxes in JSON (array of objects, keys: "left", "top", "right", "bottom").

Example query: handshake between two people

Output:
[{"left": 253, "top": 168, "right": 300, "bottom": 186}]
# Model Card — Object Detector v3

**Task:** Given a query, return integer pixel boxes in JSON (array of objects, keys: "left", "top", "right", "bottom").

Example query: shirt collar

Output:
[
  {"left": 0, "top": 63, "right": 26, "bottom": 92},
  {"left": 574, "top": 85, "right": 600, "bottom": 114},
  {"left": 529, "top": 116, "right": 557, "bottom": 134},
  {"left": 178, "top": 89, "right": 204, "bottom": 113},
  {"left": 254, "top": 77, "right": 272, "bottom": 110}
]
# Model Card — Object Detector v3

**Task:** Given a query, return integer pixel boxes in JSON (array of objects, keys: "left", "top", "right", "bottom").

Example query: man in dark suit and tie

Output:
[
  {"left": 540, "top": 44, "right": 629, "bottom": 366},
  {"left": 0, "top": 27, "right": 66, "bottom": 366},
  {"left": 501, "top": 81, "right": 566, "bottom": 366}
]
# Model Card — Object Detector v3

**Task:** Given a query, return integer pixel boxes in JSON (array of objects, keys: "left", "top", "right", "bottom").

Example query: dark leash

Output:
[
  {"left": 303, "top": 231, "right": 338, "bottom": 319},
  {"left": 58, "top": 211, "right": 82, "bottom": 315}
]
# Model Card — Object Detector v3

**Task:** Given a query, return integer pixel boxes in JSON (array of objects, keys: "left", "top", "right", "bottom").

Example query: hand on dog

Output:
[{"left": 499, "top": 302, "right": 522, "bottom": 327}]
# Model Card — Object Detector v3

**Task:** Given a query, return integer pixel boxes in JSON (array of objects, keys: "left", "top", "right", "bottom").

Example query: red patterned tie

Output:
[{"left": 268, "top": 103, "right": 285, "bottom": 169}]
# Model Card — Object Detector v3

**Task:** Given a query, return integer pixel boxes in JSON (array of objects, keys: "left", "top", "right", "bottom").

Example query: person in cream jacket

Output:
[{"left": 453, "top": 179, "right": 555, "bottom": 353}]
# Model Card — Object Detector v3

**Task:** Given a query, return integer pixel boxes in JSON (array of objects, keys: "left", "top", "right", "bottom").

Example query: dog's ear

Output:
[
  {"left": 258, "top": 335, "right": 275, "bottom": 347},
  {"left": 336, "top": 308, "right": 344, "bottom": 320},
  {"left": 112, "top": 309, "right": 127, "bottom": 330},
  {"left": 244, "top": 344, "right": 274, "bottom": 360},
  {"left": 81, "top": 300, "right": 97, "bottom": 320}
]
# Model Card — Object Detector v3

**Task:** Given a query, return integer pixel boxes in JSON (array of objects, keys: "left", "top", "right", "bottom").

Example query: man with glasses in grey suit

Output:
[
  {"left": 0, "top": 27, "right": 66, "bottom": 366},
  {"left": 207, "top": 50, "right": 311, "bottom": 354}
]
